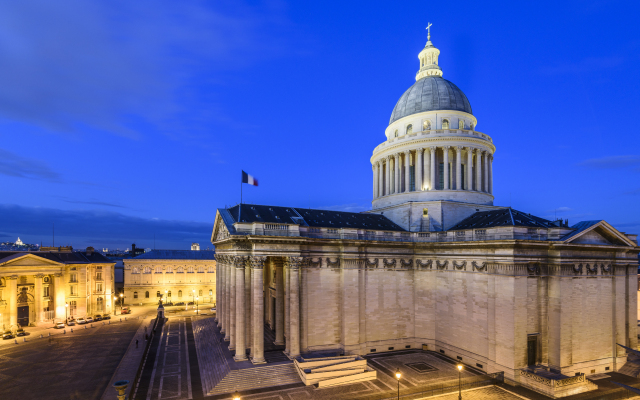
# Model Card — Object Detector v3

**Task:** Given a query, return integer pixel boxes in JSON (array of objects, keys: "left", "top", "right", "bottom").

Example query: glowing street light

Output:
[
  {"left": 232, "top": 391, "right": 241, "bottom": 400},
  {"left": 119, "top": 293, "right": 124, "bottom": 315},
  {"left": 65, "top": 302, "right": 69, "bottom": 323},
  {"left": 395, "top": 368, "right": 401, "bottom": 400},
  {"left": 195, "top": 296, "right": 199, "bottom": 315},
  {"left": 457, "top": 364, "right": 463, "bottom": 399}
]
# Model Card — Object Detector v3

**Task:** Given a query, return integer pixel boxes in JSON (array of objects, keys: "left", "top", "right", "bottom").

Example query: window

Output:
[
  {"left": 97, "top": 266, "right": 102, "bottom": 270},
  {"left": 144, "top": 267, "right": 151, "bottom": 274},
  {"left": 69, "top": 273, "right": 77, "bottom": 283},
  {"left": 177, "top": 267, "right": 184, "bottom": 273},
  {"left": 470, "top": 123, "right": 474, "bottom": 131},
  {"left": 96, "top": 282, "right": 103, "bottom": 292},
  {"left": 208, "top": 265, "right": 214, "bottom": 273},
  {"left": 96, "top": 271, "right": 102, "bottom": 280},
  {"left": 97, "top": 297, "right": 104, "bottom": 312},
  {"left": 69, "top": 300, "right": 77, "bottom": 316},
  {"left": 209, "top": 289, "right": 213, "bottom": 296},
  {"left": 155, "top": 266, "right": 162, "bottom": 273},
  {"left": 423, "top": 120, "right": 431, "bottom": 131},
  {"left": 145, "top": 291, "right": 149, "bottom": 298},
  {"left": 168, "top": 290, "right": 172, "bottom": 298},
  {"left": 198, "top": 266, "right": 204, "bottom": 273},
  {"left": 157, "top": 291, "right": 161, "bottom": 297},
  {"left": 134, "top": 291, "right": 138, "bottom": 299},
  {"left": 442, "top": 119, "right": 449, "bottom": 129},
  {"left": 70, "top": 285, "right": 77, "bottom": 296},
  {"left": 406, "top": 124, "right": 413, "bottom": 135},
  {"left": 438, "top": 162, "right": 451, "bottom": 189},
  {"left": 132, "top": 267, "right": 139, "bottom": 274},
  {"left": 394, "top": 130, "right": 398, "bottom": 137},
  {"left": 187, "top": 266, "right": 194, "bottom": 273},
  {"left": 178, "top": 290, "right": 182, "bottom": 297},
  {"left": 199, "top": 290, "right": 203, "bottom": 296},
  {"left": 458, "top": 120, "right": 464, "bottom": 129},
  {"left": 167, "top": 266, "right": 173, "bottom": 273},
  {"left": 423, "top": 208, "right": 428, "bottom": 217},
  {"left": 43, "top": 286, "right": 50, "bottom": 297}
]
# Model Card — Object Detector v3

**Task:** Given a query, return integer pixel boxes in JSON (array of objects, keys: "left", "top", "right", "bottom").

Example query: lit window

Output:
[
  {"left": 157, "top": 291, "right": 161, "bottom": 297},
  {"left": 209, "top": 289, "right": 213, "bottom": 296},
  {"left": 406, "top": 124, "right": 413, "bottom": 135},
  {"left": 423, "top": 121, "right": 431, "bottom": 131},
  {"left": 97, "top": 297, "right": 104, "bottom": 312},
  {"left": 96, "top": 282, "right": 103, "bottom": 292},
  {"left": 458, "top": 120, "right": 464, "bottom": 129},
  {"left": 134, "top": 291, "right": 138, "bottom": 299},
  {"left": 394, "top": 130, "right": 398, "bottom": 137},
  {"left": 69, "top": 300, "right": 77, "bottom": 316},
  {"left": 442, "top": 119, "right": 449, "bottom": 129},
  {"left": 423, "top": 208, "right": 429, "bottom": 217},
  {"left": 155, "top": 266, "right": 162, "bottom": 273},
  {"left": 167, "top": 266, "right": 173, "bottom": 273},
  {"left": 69, "top": 273, "right": 77, "bottom": 283},
  {"left": 70, "top": 285, "right": 77, "bottom": 296},
  {"left": 198, "top": 266, "right": 204, "bottom": 273},
  {"left": 96, "top": 272, "right": 102, "bottom": 280},
  {"left": 43, "top": 286, "right": 50, "bottom": 297},
  {"left": 177, "top": 267, "right": 184, "bottom": 273},
  {"left": 199, "top": 290, "right": 203, "bottom": 296},
  {"left": 178, "top": 290, "right": 182, "bottom": 297},
  {"left": 187, "top": 266, "right": 194, "bottom": 273},
  {"left": 168, "top": 291, "right": 172, "bottom": 298},
  {"left": 145, "top": 291, "right": 149, "bottom": 298}
]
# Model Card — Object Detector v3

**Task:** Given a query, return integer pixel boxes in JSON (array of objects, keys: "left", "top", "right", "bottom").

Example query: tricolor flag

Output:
[{"left": 242, "top": 170, "right": 258, "bottom": 186}]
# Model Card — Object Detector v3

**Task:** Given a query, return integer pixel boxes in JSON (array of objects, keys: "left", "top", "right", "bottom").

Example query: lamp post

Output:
[
  {"left": 457, "top": 364, "right": 463, "bottom": 400},
  {"left": 195, "top": 296, "right": 199, "bottom": 315},
  {"left": 119, "top": 293, "right": 123, "bottom": 314},
  {"left": 65, "top": 303, "right": 68, "bottom": 324},
  {"left": 395, "top": 368, "right": 401, "bottom": 400}
]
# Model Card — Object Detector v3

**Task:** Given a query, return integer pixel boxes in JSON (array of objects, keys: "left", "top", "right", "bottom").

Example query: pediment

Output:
[
  {"left": 564, "top": 221, "right": 636, "bottom": 247},
  {"left": 0, "top": 254, "right": 65, "bottom": 267},
  {"left": 211, "top": 211, "right": 230, "bottom": 243}
]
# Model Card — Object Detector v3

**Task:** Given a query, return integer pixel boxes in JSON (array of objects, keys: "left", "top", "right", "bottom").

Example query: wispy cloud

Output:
[
  {"left": 577, "top": 155, "right": 640, "bottom": 170},
  {"left": 62, "top": 198, "right": 129, "bottom": 209},
  {"left": 541, "top": 56, "right": 624, "bottom": 75},
  {"left": 320, "top": 203, "right": 370, "bottom": 213},
  {"left": 0, "top": 148, "right": 60, "bottom": 181}
]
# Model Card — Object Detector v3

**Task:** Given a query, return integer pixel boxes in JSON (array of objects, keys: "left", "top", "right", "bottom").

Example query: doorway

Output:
[
  {"left": 18, "top": 306, "right": 29, "bottom": 326},
  {"left": 527, "top": 336, "right": 537, "bottom": 366},
  {"left": 271, "top": 297, "right": 276, "bottom": 328}
]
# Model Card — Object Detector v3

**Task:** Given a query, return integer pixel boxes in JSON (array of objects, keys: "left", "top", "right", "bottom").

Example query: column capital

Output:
[
  {"left": 6, "top": 275, "right": 18, "bottom": 280},
  {"left": 34, "top": 273, "right": 45, "bottom": 279},
  {"left": 403, "top": 149, "right": 411, "bottom": 156},
  {"left": 456, "top": 146, "right": 463, "bottom": 152},
  {"left": 53, "top": 272, "right": 63, "bottom": 278},
  {"left": 249, "top": 256, "right": 267, "bottom": 270},
  {"left": 284, "top": 256, "right": 305, "bottom": 270},
  {"left": 386, "top": 155, "right": 392, "bottom": 161},
  {"left": 430, "top": 146, "right": 437, "bottom": 153},
  {"left": 233, "top": 256, "right": 248, "bottom": 269},
  {"left": 443, "top": 145, "right": 451, "bottom": 150}
]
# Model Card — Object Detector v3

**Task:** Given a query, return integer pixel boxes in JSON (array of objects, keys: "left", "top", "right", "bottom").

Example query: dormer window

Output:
[
  {"left": 406, "top": 124, "right": 413, "bottom": 135},
  {"left": 458, "top": 120, "right": 464, "bottom": 129},
  {"left": 442, "top": 119, "right": 449, "bottom": 129},
  {"left": 394, "top": 130, "right": 398, "bottom": 137},
  {"left": 423, "top": 120, "right": 431, "bottom": 131}
]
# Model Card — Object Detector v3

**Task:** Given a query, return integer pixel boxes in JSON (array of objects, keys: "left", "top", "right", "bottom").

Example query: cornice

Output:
[{"left": 372, "top": 136, "right": 496, "bottom": 162}]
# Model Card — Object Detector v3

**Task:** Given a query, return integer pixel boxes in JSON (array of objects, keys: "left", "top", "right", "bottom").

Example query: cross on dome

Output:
[
  {"left": 416, "top": 25, "right": 442, "bottom": 80},
  {"left": 426, "top": 22, "right": 432, "bottom": 41}
]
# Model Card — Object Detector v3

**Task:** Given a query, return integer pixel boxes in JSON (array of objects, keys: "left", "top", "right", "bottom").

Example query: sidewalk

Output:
[{"left": 100, "top": 315, "right": 156, "bottom": 400}]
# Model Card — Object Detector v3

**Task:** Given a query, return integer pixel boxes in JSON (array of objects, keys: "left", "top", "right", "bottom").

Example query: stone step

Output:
[
  {"left": 210, "top": 364, "right": 300, "bottom": 395},
  {"left": 618, "top": 361, "right": 640, "bottom": 378}
]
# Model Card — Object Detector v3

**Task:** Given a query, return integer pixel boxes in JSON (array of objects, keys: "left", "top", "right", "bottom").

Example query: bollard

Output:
[
  {"left": 14, "top": 339, "right": 18, "bottom": 344},
  {"left": 84, "top": 325, "right": 87, "bottom": 329},
  {"left": 63, "top": 329, "right": 66, "bottom": 334},
  {"left": 125, "top": 317, "right": 127, "bottom": 321},
  {"left": 40, "top": 334, "right": 43, "bottom": 339},
  {"left": 48, "top": 332, "right": 51, "bottom": 337},
  {"left": 108, "top": 320, "right": 110, "bottom": 325},
  {"left": 113, "top": 380, "right": 129, "bottom": 400},
  {"left": 120, "top": 318, "right": 122, "bottom": 322},
  {"left": 71, "top": 328, "right": 73, "bottom": 333},
  {"left": 91, "top": 324, "right": 93, "bottom": 328},
  {"left": 23, "top": 337, "right": 26, "bottom": 342}
]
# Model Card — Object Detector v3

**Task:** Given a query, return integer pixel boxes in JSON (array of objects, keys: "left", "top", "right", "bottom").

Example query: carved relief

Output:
[
  {"left": 526, "top": 264, "right": 540, "bottom": 276},
  {"left": 232, "top": 256, "right": 247, "bottom": 268},
  {"left": 586, "top": 264, "right": 598, "bottom": 275},
  {"left": 307, "top": 257, "right": 322, "bottom": 268},
  {"left": 416, "top": 259, "right": 432, "bottom": 269},
  {"left": 365, "top": 258, "right": 379, "bottom": 268},
  {"left": 453, "top": 261, "right": 466, "bottom": 270},
  {"left": 285, "top": 257, "right": 305, "bottom": 270},
  {"left": 573, "top": 264, "right": 583, "bottom": 275},
  {"left": 326, "top": 258, "right": 340, "bottom": 268},
  {"left": 472, "top": 261, "right": 486, "bottom": 271},
  {"left": 601, "top": 264, "right": 612, "bottom": 275},
  {"left": 249, "top": 256, "right": 266, "bottom": 269},
  {"left": 383, "top": 258, "right": 396, "bottom": 268},
  {"left": 400, "top": 259, "right": 413, "bottom": 268},
  {"left": 233, "top": 242, "right": 252, "bottom": 251},
  {"left": 436, "top": 260, "right": 448, "bottom": 270}
]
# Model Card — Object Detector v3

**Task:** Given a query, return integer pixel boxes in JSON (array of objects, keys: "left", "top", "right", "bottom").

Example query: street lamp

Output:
[
  {"left": 195, "top": 296, "right": 199, "bottom": 315},
  {"left": 65, "top": 303, "right": 69, "bottom": 324},
  {"left": 119, "top": 293, "right": 124, "bottom": 314},
  {"left": 395, "top": 368, "right": 401, "bottom": 400},
  {"left": 457, "top": 364, "right": 463, "bottom": 400},
  {"left": 232, "top": 391, "right": 241, "bottom": 400}
]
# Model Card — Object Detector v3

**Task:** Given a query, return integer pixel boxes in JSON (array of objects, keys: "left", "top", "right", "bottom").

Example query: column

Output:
[
  {"left": 443, "top": 146, "right": 450, "bottom": 190},
  {"left": 416, "top": 149, "right": 423, "bottom": 191},
  {"left": 54, "top": 272, "right": 65, "bottom": 320},
  {"left": 404, "top": 150, "right": 411, "bottom": 192},
  {"left": 484, "top": 152, "right": 489, "bottom": 193},
  {"left": 286, "top": 257, "right": 302, "bottom": 358},
  {"left": 34, "top": 274, "right": 43, "bottom": 323},
  {"left": 372, "top": 164, "right": 376, "bottom": 199},
  {"left": 456, "top": 146, "right": 463, "bottom": 190},
  {"left": 385, "top": 156, "right": 391, "bottom": 196},
  {"left": 274, "top": 260, "right": 285, "bottom": 345},
  {"left": 467, "top": 148, "right": 473, "bottom": 192},
  {"left": 284, "top": 264, "right": 290, "bottom": 354},
  {"left": 245, "top": 259, "right": 252, "bottom": 354},
  {"left": 229, "top": 258, "right": 236, "bottom": 349},
  {"left": 8, "top": 275, "right": 17, "bottom": 326},
  {"left": 250, "top": 257, "right": 266, "bottom": 364},
  {"left": 430, "top": 147, "right": 436, "bottom": 190},
  {"left": 424, "top": 147, "right": 431, "bottom": 190},
  {"left": 489, "top": 154, "right": 494, "bottom": 194},
  {"left": 476, "top": 149, "right": 483, "bottom": 192},
  {"left": 394, "top": 154, "right": 400, "bottom": 193},
  {"left": 377, "top": 161, "right": 383, "bottom": 198},
  {"left": 234, "top": 256, "right": 247, "bottom": 361}
]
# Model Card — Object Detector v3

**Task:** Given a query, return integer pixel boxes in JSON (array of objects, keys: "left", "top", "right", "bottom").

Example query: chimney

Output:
[
  {"left": 132, "top": 243, "right": 136, "bottom": 253},
  {"left": 86, "top": 246, "right": 94, "bottom": 256}
]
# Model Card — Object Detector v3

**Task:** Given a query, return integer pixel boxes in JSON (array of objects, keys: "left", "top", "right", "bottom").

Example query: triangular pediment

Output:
[
  {"left": 211, "top": 210, "right": 231, "bottom": 243},
  {"left": 564, "top": 221, "right": 636, "bottom": 247},
  {"left": 0, "top": 254, "right": 65, "bottom": 267}
]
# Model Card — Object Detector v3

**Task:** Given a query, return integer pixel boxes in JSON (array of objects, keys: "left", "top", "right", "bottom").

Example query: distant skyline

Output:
[{"left": 1, "top": 0, "right": 639, "bottom": 249}]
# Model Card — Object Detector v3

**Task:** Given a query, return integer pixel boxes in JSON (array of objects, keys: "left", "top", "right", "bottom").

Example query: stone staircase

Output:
[
  {"left": 618, "top": 352, "right": 640, "bottom": 378},
  {"left": 209, "top": 364, "right": 300, "bottom": 395},
  {"left": 192, "top": 318, "right": 230, "bottom": 394}
]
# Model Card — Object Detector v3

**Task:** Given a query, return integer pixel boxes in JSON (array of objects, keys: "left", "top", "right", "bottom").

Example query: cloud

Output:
[
  {"left": 62, "top": 198, "right": 129, "bottom": 209},
  {"left": 0, "top": 1, "right": 293, "bottom": 139},
  {"left": 0, "top": 148, "right": 60, "bottom": 180},
  {"left": 541, "top": 56, "right": 624, "bottom": 75},
  {"left": 546, "top": 207, "right": 572, "bottom": 214},
  {"left": 320, "top": 203, "right": 370, "bottom": 213},
  {"left": 0, "top": 204, "right": 213, "bottom": 249},
  {"left": 577, "top": 155, "right": 640, "bottom": 170}
]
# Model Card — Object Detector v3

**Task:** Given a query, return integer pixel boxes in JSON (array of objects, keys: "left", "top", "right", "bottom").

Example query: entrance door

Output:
[
  {"left": 271, "top": 297, "right": 276, "bottom": 328},
  {"left": 527, "top": 336, "right": 537, "bottom": 366},
  {"left": 18, "top": 306, "right": 29, "bottom": 326}
]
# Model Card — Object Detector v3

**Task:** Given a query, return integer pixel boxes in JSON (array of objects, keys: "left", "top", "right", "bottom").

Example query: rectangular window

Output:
[
  {"left": 96, "top": 272, "right": 102, "bottom": 280},
  {"left": 70, "top": 285, "right": 77, "bottom": 296},
  {"left": 43, "top": 286, "right": 50, "bottom": 297},
  {"left": 96, "top": 282, "right": 103, "bottom": 292},
  {"left": 69, "top": 300, "right": 77, "bottom": 316},
  {"left": 69, "top": 273, "right": 77, "bottom": 283}
]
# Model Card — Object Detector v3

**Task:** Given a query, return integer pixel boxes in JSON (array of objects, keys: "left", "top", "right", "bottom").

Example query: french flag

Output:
[{"left": 242, "top": 170, "right": 258, "bottom": 186}]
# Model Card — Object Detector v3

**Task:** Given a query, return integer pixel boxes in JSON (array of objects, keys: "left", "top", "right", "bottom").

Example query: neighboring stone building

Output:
[
  {"left": 0, "top": 247, "right": 115, "bottom": 328},
  {"left": 210, "top": 29, "right": 640, "bottom": 396},
  {"left": 123, "top": 250, "right": 216, "bottom": 305}
]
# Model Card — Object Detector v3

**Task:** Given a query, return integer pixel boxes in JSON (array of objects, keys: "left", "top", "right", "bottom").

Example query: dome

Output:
[{"left": 389, "top": 76, "right": 472, "bottom": 125}]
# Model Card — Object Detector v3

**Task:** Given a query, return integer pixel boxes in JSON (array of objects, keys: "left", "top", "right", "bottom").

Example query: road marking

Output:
[
  {"left": 146, "top": 322, "right": 167, "bottom": 400},
  {"left": 184, "top": 318, "right": 193, "bottom": 399}
]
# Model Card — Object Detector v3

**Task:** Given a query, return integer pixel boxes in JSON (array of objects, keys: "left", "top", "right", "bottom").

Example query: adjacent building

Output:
[
  {"left": 0, "top": 247, "right": 115, "bottom": 328},
  {"left": 123, "top": 250, "right": 216, "bottom": 305}
]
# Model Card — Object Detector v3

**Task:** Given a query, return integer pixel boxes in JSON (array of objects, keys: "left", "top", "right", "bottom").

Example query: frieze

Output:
[
  {"left": 285, "top": 257, "right": 305, "bottom": 270},
  {"left": 472, "top": 261, "right": 486, "bottom": 272},
  {"left": 343, "top": 259, "right": 364, "bottom": 269},
  {"left": 436, "top": 260, "right": 448, "bottom": 270},
  {"left": 233, "top": 242, "right": 252, "bottom": 251},
  {"left": 601, "top": 264, "right": 612, "bottom": 275},
  {"left": 365, "top": 258, "right": 379, "bottom": 268},
  {"left": 586, "top": 264, "right": 598, "bottom": 275},
  {"left": 453, "top": 261, "right": 466, "bottom": 270},
  {"left": 383, "top": 258, "right": 396, "bottom": 268},
  {"left": 306, "top": 257, "right": 322, "bottom": 268},
  {"left": 416, "top": 259, "right": 432, "bottom": 270},
  {"left": 400, "top": 259, "right": 413, "bottom": 268},
  {"left": 326, "top": 258, "right": 340, "bottom": 268},
  {"left": 573, "top": 264, "right": 583, "bottom": 275}
]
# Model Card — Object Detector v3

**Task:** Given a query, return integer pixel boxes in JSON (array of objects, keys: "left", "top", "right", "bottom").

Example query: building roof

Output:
[
  {"left": 449, "top": 208, "right": 560, "bottom": 230},
  {"left": 225, "top": 204, "right": 405, "bottom": 231},
  {"left": 0, "top": 250, "right": 114, "bottom": 265},
  {"left": 133, "top": 250, "right": 216, "bottom": 260},
  {"left": 389, "top": 76, "right": 472, "bottom": 124}
]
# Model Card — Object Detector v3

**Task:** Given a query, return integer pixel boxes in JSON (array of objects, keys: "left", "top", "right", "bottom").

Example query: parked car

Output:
[
  {"left": 94, "top": 314, "right": 103, "bottom": 321},
  {"left": 54, "top": 322, "right": 65, "bottom": 329},
  {"left": 175, "top": 302, "right": 185, "bottom": 306},
  {"left": 2, "top": 330, "right": 14, "bottom": 340},
  {"left": 120, "top": 307, "right": 131, "bottom": 314},
  {"left": 210, "top": 307, "right": 216, "bottom": 311},
  {"left": 164, "top": 302, "right": 173, "bottom": 306},
  {"left": 102, "top": 314, "right": 111, "bottom": 320},
  {"left": 76, "top": 317, "right": 86, "bottom": 324},
  {"left": 16, "top": 328, "right": 26, "bottom": 336},
  {"left": 66, "top": 319, "right": 76, "bottom": 326},
  {"left": 85, "top": 316, "right": 94, "bottom": 323}
]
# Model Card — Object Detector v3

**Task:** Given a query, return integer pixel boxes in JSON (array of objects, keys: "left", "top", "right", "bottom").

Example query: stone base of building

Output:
[{"left": 518, "top": 368, "right": 598, "bottom": 398}]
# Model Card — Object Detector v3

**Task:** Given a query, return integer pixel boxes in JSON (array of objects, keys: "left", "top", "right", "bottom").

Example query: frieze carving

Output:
[
  {"left": 436, "top": 260, "right": 448, "bottom": 270},
  {"left": 573, "top": 264, "right": 583, "bottom": 275},
  {"left": 383, "top": 258, "right": 396, "bottom": 268},
  {"left": 526, "top": 264, "right": 540, "bottom": 276},
  {"left": 453, "top": 261, "right": 466, "bottom": 270},
  {"left": 586, "top": 264, "right": 598, "bottom": 275},
  {"left": 416, "top": 259, "right": 432, "bottom": 269},
  {"left": 472, "top": 261, "right": 486, "bottom": 271},
  {"left": 249, "top": 256, "right": 266, "bottom": 269},
  {"left": 233, "top": 242, "right": 252, "bottom": 251},
  {"left": 307, "top": 257, "right": 322, "bottom": 268},
  {"left": 215, "top": 223, "right": 230, "bottom": 241},
  {"left": 285, "top": 257, "right": 305, "bottom": 270},
  {"left": 343, "top": 259, "right": 364, "bottom": 269},
  {"left": 326, "top": 258, "right": 340, "bottom": 268},
  {"left": 365, "top": 258, "right": 379, "bottom": 268},
  {"left": 601, "top": 264, "right": 612, "bottom": 275},
  {"left": 400, "top": 259, "right": 413, "bottom": 268}
]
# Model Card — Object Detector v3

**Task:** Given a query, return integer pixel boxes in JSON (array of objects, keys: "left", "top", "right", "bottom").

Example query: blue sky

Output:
[{"left": 1, "top": 0, "right": 639, "bottom": 249}]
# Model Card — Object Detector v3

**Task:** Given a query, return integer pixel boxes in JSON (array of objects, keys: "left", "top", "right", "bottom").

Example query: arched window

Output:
[
  {"left": 155, "top": 266, "right": 162, "bottom": 273},
  {"left": 406, "top": 124, "right": 413, "bottom": 135},
  {"left": 145, "top": 291, "right": 149, "bottom": 298},
  {"left": 132, "top": 267, "right": 139, "bottom": 274},
  {"left": 423, "top": 121, "right": 431, "bottom": 131},
  {"left": 442, "top": 119, "right": 449, "bottom": 129},
  {"left": 199, "top": 290, "right": 203, "bottom": 296},
  {"left": 157, "top": 291, "right": 161, "bottom": 297},
  {"left": 394, "top": 130, "right": 398, "bottom": 138},
  {"left": 470, "top": 123, "right": 474, "bottom": 131},
  {"left": 198, "top": 266, "right": 204, "bottom": 273},
  {"left": 178, "top": 290, "right": 182, "bottom": 297},
  {"left": 133, "top": 291, "right": 138, "bottom": 299},
  {"left": 187, "top": 266, "right": 194, "bottom": 273},
  {"left": 209, "top": 289, "right": 213, "bottom": 296},
  {"left": 143, "top": 267, "right": 151, "bottom": 274},
  {"left": 167, "top": 266, "right": 173, "bottom": 273},
  {"left": 177, "top": 267, "right": 184, "bottom": 273},
  {"left": 168, "top": 290, "right": 172, "bottom": 298},
  {"left": 208, "top": 265, "right": 215, "bottom": 273},
  {"left": 458, "top": 120, "right": 464, "bottom": 129}
]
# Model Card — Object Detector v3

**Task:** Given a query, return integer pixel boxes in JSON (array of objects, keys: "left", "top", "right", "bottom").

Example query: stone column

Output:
[
  {"left": 286, "top": 257, "right": 302, "bottom": 358},
  {"left": 217, "top": 256, "right": 223, "bottom": 328},
  {"left": 489, "top": 154, "right": 494, "bottom": 194},
  {"left": 456, "top": 146, "right": 463, "bottom": 190},
  {"left": 424, "top": 147, "right": 431, "bottom": 190},
  {"left": 34, "top": 274, "right": 43, "bottom": 323},
  {"left": 284, "top": 264, "right": 290, "bottom": 354},
  {"left": 245, "top": 258, "right": 252, "bottom": 354},
  {"left": 385, "top": 156, "right": 391, "bottom": 196},
  {"left": 372, "top": 164, "right": 376, "bottom": 199},
  {"left": 416, "top": 149, "right": 423, "bottom": 191},
  {"left": 443, "top": 146, "right": 450, "bottom": 190},
  {"left": 250, "top": 257, "right": 266, "bottom": 364},
  {"left": 467, "top": 148, "right": 473, "bottom": 192},
  {"left": 54, "top": 273, "right": 65, "bottom": 320},
  {"left": 430, "top": 147, "right": 436, "bottom": 190},
  {"left": 229, "top": 259, "right": 236, "bottom": 349},
  {"left": 377, "top": 161, "right": 384, "bottom": 198},
  {"left": 234, "top": 256, "right": 247, "bottom": 361},
  {"left": 476, "top": 149, "right": 483, "bottom": 192},
  {"left": 7, "top": 275, "right": 17, "bottom": 326},
  {"left": 484, "top": 152, "right": 489, "bottom": 193},
  {"left": 274, "top": 260, "right": 285, "bottom": 345},
  {"left": 394, "top": 154, "right": 401, "bottom": 194},
  {"left": 404, "top": 150, "right": 411, "bottom": 192}
]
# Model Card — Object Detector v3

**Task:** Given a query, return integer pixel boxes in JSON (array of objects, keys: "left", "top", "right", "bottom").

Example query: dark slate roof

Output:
[
  {"left": 226, "top": 204, "right": 405, "bottom": 231},
  {"left": 0, "top": 251, "right": 114, "bottom": 265},
  {"left": 449, "top": 208, "right": 559, "bottom": 230},
  {"left": 559, "top": 221, "right": 602, "bottom": 241},
  {"left": 389, "top": 76, "right": 472, "bottom": 124},
  {"left": 133, "top": 250, "right": 216, "bottom": 260}
]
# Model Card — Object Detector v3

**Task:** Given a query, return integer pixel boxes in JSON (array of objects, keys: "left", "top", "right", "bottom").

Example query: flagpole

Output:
[{"left": 239, "top": 170, "right": 243, "bottom": 222}]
